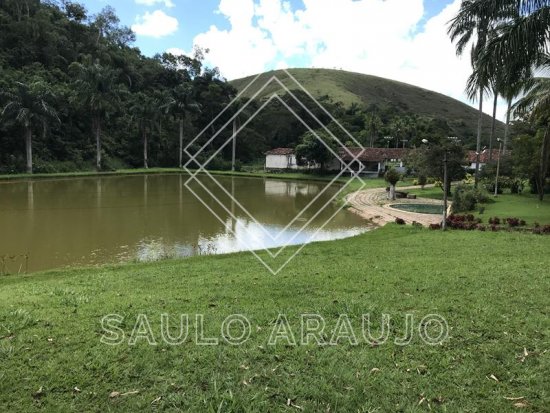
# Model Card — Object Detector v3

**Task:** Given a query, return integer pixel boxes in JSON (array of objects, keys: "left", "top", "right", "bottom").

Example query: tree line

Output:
[
  {"left": 1, "top": 1, "right": 497, "bottom": 175},
  {"left": 448, "top": 0, "right": 550, "bottom": 200}
]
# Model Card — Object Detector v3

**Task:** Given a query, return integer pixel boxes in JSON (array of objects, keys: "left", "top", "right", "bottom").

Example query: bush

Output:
[
  {"left": 452, "top": 185, "right": 493, "bottom": 213},
  {"left": 452, "top": 185, "right": 477, "bottom": 212},
  {"left": 533, "top": 225, "right": 550, "bottom": 235},
  {"left": 429, "top": 223, "right": 441, "bottom": 230},
  {"left": 510, "top": 179, "right": 524, "bottom": 194},
  {"left": 395, "top": 217, "right": 406, "bottom": 225},
  {"left": 488, "top": 217, "right": 500, "bottom": 225},
  {"left": 418, "top": 175, "right": 427, "bottom": 188},
  {"left": 446, "top": 214, "right": 480, "bottom": 230},
  {"left": 506, "top": 217, "right": 520, "bottom": 227}
]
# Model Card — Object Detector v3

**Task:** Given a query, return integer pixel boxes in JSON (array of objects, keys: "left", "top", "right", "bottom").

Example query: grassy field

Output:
[
  {"left": 0, "top": 226, "right": 548, "bottom": 412},
  {"left": 230, "top": 68, "right": 504, "bottom": 141},
  {"left": 408, "top": 186, "right": 550, "bottom": 225}
]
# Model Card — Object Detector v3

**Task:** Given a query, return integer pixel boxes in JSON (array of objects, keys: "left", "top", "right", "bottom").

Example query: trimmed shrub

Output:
[{"left": 506, "top": 217, "right": 520, "bottom": 228}]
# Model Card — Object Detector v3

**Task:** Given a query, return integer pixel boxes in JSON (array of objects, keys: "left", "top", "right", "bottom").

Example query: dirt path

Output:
[{"left": 346, "top": 185, "right": 445, "bottom": 227}]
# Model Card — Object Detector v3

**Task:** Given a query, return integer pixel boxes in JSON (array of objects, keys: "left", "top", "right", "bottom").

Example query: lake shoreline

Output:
[{"left": 0, "top": 168, "right": 346, "bottom": 184}]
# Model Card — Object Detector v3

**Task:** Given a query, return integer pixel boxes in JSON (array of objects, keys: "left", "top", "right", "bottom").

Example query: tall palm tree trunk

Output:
[
  {"left": 179, "top": 117, "right": 183, "bottom": 169},
  {"left": 231, "top": 118, "right": 237, "bottom": 172},
  {"left": 474, "top": 87, "right": 483, "bottom": 188},
  {"left": 503, "top": 99, "right": 512, "bottom": 153},
  {"left": 143, "top": 128, "right": 148, "bottom": 169},
  {"left": 24, "top": 126, "right": 32, "bottom": 174},
  {"left": 489, "top": 92, "right": 498, "bottom": 161},
  {"left": 538, "top": 126, "right": 550, "bottom": 201}
]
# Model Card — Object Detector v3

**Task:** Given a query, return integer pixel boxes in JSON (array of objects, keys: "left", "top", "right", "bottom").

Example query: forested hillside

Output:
[
  {"left": 0, "top": 1, "right": 505, "bottom": 174},
  {"left": 0, "top": 0, "right": 238, "bottom": 173},
  {"left": 231, "top": 69, "right": 505, "bottom": 143}
]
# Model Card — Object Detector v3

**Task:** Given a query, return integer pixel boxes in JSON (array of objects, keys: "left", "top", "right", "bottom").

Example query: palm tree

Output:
[
  {"left": 499, "top": 63, "right": 534, "bottom": 152},
  {"left": 465, "top": 1, "right": 550, "bottom": 72},
  {"left": 389, "top": 118, "right": 405, "bottom": 149},
  {"left": 364, "top": 112, "right": 383, "bottom": 148},
  {"left": 165, "top": 83, "right": 200, "bottom": 168},
  {"left": 449, "top": 1, "right": 493, "bottom": 187},
  {"left": 1, "top": 81, "right": 58, "bottom": 173},
  {"left": 130, "top": 92, "right": 157, "bottom": 169},
  {"left": 513, "top": 74, "right": 550, "bottom": 200},
  {"left": 69, "top": 58, "right": 125, "bottom": 171}
]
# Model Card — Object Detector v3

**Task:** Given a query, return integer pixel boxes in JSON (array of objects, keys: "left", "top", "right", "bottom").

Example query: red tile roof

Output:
[
  {"left": 467, "top": 149, "right": 511, "bottom": 163},
  {"left": 265, "top": 148, "right": 295, "bottom": 155}
]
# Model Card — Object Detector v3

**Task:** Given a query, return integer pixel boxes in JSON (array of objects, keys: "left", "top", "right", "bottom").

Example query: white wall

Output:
[{"left": 265, "top": 154, "right": 298, "bottom": 170}]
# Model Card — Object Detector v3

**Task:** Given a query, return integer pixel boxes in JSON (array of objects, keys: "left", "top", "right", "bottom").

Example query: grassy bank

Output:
[
  {"left": 409, "top": 186, "right": 550, "bottom": 225},
  {"left": 0, "top": 226, "right": 548, "bottom": 412},
  {"left": 0, "top": 167, "right": 374, "bottom": 184}
]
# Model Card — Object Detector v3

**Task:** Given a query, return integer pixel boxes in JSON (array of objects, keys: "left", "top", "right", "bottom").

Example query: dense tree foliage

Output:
[
  {"left": 0, "top": 1, "right": 532, "bottom": 175},
  {"left": 449, "top": 0, "right": 550, "bottom": 199},
  {"left": 0, "top": 0, "right": 238, "bottom": 173}
]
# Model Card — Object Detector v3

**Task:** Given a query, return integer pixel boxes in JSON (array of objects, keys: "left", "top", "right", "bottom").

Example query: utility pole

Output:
[
  {"left": 494, "top": 138, "right": 503, "bottom": 196},
  {"left": 231, "top": 118, "right": 237, "bottom": 172},
  {"left": 443, "top": 151, "right": 448, "bottom": 231}
]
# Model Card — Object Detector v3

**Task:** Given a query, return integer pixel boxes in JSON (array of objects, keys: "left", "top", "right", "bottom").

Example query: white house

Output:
[
  {"left": 338, "top": 147, "right": 408, "bottom": 176},
  {"left": 264, "top": 147, "right": 409, "bottom": 176},
  {"left": 265, "top": 148, "right": 299, "bottom": 170}
]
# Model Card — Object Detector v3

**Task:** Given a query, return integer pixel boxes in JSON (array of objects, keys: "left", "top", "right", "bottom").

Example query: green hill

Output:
[{"left": 230, "top": 68, "right": 505, "bottom": 142}]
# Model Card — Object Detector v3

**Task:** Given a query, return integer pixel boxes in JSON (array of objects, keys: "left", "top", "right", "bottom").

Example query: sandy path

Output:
[{"left": 346, "top": 185, "right": 445, "bottom": 227}]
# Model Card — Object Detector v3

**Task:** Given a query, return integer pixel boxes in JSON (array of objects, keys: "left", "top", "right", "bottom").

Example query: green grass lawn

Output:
[
  {"left": 0, "top": 226, "right": 548, "bottom": 412},
  {"left": 409, "top": 186, "right": 550, "bottom": 225},
  {"left": 476, "top": 193, "right": 550, "bottom": 224},
  {"left": 407, "top": 186, "right": 445, "bottom": 200}
]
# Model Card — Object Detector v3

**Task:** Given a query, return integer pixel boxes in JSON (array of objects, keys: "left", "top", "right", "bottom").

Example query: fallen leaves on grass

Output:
[
  {"left": 109, "top": 390, "right": 139, "bottom": 399},
  {"left": 513, "top": 402, "right": 529, "bottom": 408},
  {"left": 33, "top": 386, "right": 45, "bottom": 399},
  {"left": 487, "top": 374, "right": 499, "bottom": 382},
  {"left": 286, "top": 398, "right": 303, "bottom": 410}
]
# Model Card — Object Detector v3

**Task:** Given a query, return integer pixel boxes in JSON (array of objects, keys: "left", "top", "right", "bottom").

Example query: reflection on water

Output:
[{"left": 0, "top": 174, "right": 368, "bottom": 273}]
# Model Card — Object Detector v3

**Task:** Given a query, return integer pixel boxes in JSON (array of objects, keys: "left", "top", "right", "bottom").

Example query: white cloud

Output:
[
  {"left": 193, "top": 0, "right": 277, "bottom": 78},
  {"left": 191, "top": 0, "right": 507, "bottom": 120},
  {"left": 132, "top": 10, "right": 179, "bottom": 38},
  {"left": 135, "top": 0, "right": 175, "bottom": 8},
  {"left": 165, "top": 47, "right": 187, "bottom": 56}
]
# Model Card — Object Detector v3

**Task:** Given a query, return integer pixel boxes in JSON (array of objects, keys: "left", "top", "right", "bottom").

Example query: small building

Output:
[
  {"left": 264, "top": 147, "right": 409, "bottom": 176},
  {"left": 265, "top": 148, "right": 299, "bottom": 170},
  {"left": 338, "top": 147, "right": 409, "bottom": 176},
  {"left": 467, "top": 149, "right": 511, "bottom": 170}
]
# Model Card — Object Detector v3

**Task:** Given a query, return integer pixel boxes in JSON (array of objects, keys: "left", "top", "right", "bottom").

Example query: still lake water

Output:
[{"left": 0, "top": 174, "right": 368, "bottom": 273}]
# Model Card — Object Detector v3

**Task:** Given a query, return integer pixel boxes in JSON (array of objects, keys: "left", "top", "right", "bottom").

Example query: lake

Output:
[{"left": 0, "top": 173, "right": 369, "bottom": 273}]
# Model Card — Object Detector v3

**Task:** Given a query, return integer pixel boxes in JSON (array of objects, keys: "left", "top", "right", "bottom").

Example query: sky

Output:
[{"left": 80, "top": 0, "right": 507, "bottom": 120}]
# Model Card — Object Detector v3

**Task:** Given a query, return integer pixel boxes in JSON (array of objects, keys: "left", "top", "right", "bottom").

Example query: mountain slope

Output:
[{"left": 230, "top": 68, "right": 505, "bottom": 140}]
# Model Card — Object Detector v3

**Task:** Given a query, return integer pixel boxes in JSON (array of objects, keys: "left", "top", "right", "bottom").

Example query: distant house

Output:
[
  {"left": 264, "top": 146, "right": 409, "bottom": 176},
  {"left": 337, "top": 147, "right": 409, "bottom": 176},
  {"left": 466, "top": 149, "right": 511, "bottom": 170},
  {"left": 265, "top": 148, "right": 299, "bottom": 170}
]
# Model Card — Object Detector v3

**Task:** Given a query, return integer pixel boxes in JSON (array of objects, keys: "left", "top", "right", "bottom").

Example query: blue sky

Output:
[
  {"left": 81, "top": 0, "right": 453, "bottom": 58},
  {"left": 78, "top": 0, "right": 506, "bottom": 119}
]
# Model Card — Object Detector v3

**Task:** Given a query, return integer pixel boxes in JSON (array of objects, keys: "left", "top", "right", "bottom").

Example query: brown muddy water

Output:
[{"left": 0, "top": 173, "right": 368, "bottom": 273}]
